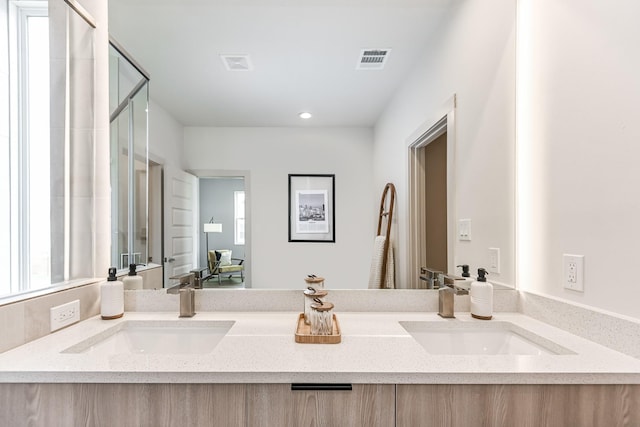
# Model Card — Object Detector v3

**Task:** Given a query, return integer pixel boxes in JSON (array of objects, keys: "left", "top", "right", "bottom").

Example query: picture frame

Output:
[{"left": 288, "top": 174, "right": 335, "bottom": 242}]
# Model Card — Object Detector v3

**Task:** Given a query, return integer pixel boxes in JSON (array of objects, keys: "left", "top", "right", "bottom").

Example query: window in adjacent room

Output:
[{"left": 234, "top": 191, "right": 245, "bottom": 245}]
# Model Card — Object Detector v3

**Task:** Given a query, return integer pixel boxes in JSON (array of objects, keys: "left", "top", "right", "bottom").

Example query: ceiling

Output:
[{"left": 108, "top": 0, "right": 457, "bottom": 127}]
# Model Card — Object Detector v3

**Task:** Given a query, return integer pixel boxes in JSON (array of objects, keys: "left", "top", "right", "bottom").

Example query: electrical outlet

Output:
[
  {"left": 458, "top": 219, "right": 471, "bottom": 241},
  {"left": 563, "top": 254, "right": 584, "bottom": 292},
  {"left": 488, "top": 247, "right": 501, "bottom": 274},
  {"left": 50, "top": 300, "right": 81, "bottom": 332}
]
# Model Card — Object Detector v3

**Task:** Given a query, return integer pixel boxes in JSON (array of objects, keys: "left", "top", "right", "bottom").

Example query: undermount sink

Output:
[
  {"left": 400, "top": 321, "right": 574, "bottom": 356},
  {"left": 63, "top": 320, "right": 234, "bottom": 355}
]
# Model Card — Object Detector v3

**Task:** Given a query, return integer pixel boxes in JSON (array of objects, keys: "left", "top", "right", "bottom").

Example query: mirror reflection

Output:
[
  {"left": 109, "top": 42, "right": 150, "bottom": 270},
  {"left": 108, "top": 0, "right": 516, "bottom": 290},
  {"left": 1, "top": 0, "right": 97, "bottom": 299},
  {"left": 199, "top": 177, "right": 246, "bottom": 289}
]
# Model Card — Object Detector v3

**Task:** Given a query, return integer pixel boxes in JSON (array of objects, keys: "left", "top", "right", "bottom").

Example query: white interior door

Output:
[
  {"left": 147, "top": 161, "right": 163, "bottom": 266},
  {"left": 163, "top": 166, "right": 198, "bottom": 287}
]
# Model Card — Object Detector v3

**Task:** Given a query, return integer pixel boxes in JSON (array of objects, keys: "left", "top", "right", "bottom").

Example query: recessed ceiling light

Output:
[{"left": 299, "top": 112, "right": 312, "bottom": 119}]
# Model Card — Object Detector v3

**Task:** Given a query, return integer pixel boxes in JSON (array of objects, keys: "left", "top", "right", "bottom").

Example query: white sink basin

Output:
[
  {"left": 400, "top": 321, "right": 573, "bottom": 355},
  {"left": 63, "top": 320, "right": 234, "bottom": 355}
]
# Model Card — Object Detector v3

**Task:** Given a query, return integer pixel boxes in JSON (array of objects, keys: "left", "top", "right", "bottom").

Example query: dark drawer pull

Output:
[{"left": 291, "top": 383, "right": 352, "bottom": 391}]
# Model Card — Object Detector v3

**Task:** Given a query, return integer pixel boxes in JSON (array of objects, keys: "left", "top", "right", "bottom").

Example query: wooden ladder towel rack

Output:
[{"left": 376, "top": 183, "right": 396, "bottom": 287}]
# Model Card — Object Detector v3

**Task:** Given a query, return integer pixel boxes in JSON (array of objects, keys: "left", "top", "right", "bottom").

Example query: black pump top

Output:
[
  {"left": 457, "top": 264, "right": 470, "bottom": 277},
  {"left": 128, "top": 263, "right": 138, "bottom": 276},
  {"left": 108, "top": 267, "right": 117, "bottom": 282},
  {"left": 477, "top": 268, "right": 488, "bottom": 282}
]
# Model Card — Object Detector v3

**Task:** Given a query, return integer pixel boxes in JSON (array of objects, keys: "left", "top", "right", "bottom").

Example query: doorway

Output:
[
  {"left": 148, "top": 160, "right": 163, "bottom": 267},
  {"left": 422, "top": 132, "right": 448, "bottom": 273},
  {"left": 408, "top": 103, "right": 456, "bottom": 289},
  {"left": 198, "top": 176, "right": 248, "bottom": 288}
]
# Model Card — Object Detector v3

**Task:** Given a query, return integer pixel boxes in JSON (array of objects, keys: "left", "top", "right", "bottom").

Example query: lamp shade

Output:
[{"left": 204, "top": 223, "right": 222, "bottom": 233}]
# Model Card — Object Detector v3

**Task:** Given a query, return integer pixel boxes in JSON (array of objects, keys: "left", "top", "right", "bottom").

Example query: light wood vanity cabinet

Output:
[
  {"left": 3, "top": 383, "right": 640, "bottom": 426},
  {"left": 0, "top": 383, "right": 395, "bottom": 427},
  {"left": 396, "top": 384, "right": 640, "bottom": 427}
]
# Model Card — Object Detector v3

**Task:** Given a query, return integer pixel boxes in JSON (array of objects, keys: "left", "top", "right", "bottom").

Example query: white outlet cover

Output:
[
  {"left": 50, "top": 299, "right": 81, "bottom": 332},
  {"left": 563, "top": 254, "right": 584, "bottom": 292}
]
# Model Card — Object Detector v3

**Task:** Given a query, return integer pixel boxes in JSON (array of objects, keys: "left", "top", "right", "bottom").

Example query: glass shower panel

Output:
[
  {"left": 131, "top": 83, "right": 148, "bottom": 267},
  {"left": 110, "top": 106, "right": 130, "bottom": 269},
  {"left": 109, "top": 42, "right": 149, "bottom": 270},
  {"left": 109, "top": 45, "right": 143, "bottom": 115}
]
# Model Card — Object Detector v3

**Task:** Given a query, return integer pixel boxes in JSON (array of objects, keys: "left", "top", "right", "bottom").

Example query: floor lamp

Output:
[{"left": 204, "top": 220, "right": 222, "bottom": 269}]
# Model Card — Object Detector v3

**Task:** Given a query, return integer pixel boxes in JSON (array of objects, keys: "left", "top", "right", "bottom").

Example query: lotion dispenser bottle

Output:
[
  {"left": 457, "top": 264, "right": 471, "bottom": 278},
  {"left": 122, "top": 264, "right": 143, "bottom": 290},
  {"left": 101, "top": 267, "right": 124, "bottom": 319},
  {"left": 470, "top": 267, "right": 493, "bottom": 320}
]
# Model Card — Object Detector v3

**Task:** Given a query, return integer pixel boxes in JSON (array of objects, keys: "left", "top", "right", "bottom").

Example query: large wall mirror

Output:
[{"left": 109, "top": 0, "right": 516, "bottom": 291}]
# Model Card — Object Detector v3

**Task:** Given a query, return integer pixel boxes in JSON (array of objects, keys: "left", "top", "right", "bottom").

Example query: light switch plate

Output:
[{"left": 458, "top": 219, "right": 471, "bottom": 241}]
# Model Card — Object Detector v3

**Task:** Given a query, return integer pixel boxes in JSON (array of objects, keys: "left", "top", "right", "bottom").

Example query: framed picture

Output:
[{"left": 288, "top": 174, "right": 335, "bottom": 242}]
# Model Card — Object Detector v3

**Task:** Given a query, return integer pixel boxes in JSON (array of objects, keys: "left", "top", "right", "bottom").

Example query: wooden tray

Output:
[{"left": 295, "top": 313, "right": 341, "bottom": 344}]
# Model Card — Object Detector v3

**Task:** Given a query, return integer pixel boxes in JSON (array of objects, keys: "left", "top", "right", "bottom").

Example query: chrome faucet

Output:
[
  {"left": 167, "top": 272, "right": 196, "bottom": 317},
  {"left": 438, "top": 276, "right": 469, "bottom": 318}
]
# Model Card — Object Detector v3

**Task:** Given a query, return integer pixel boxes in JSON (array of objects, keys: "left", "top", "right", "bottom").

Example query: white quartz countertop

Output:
[{"left": 1, "top": 311, "right": 640, "bottom": 384}]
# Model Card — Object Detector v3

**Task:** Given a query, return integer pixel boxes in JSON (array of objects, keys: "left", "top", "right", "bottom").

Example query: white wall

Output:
[
  {"left": 518, "top": 0, "right": 640, "bottom": 319},
  {"left": 148, "top": 99, "right": 187, "bottom": 275},
  {"left": 149, "top": 99, "right": 184, "bottom": 170},
  {"left": 184, "top": 127, "right": 374, "bottom": 289},
  {"left": 374, "top": 0, "right": 516, "bottom": 288}
]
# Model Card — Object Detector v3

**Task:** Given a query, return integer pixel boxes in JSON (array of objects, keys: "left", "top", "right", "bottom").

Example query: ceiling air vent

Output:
[
  {"left": 220, "top": 54, "right": 254, "bottom": 71},
  {"left": 356, "top": 49, "right": 391, "bottom": 70}
]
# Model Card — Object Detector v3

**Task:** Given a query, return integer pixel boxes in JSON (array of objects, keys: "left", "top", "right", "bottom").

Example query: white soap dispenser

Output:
[
  {"left": 101, "top": 267, "right": 124, "bottom": 319},
  {"left": 470, "top": 267, "right": 493, "bottom": 320},
  {"left": 122, "top": 263, "right": 143, "bottom": 290}
]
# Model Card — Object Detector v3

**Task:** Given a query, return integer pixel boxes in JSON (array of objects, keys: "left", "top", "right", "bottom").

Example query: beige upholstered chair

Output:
[{"left": 207, "top": 249, "right": 244, "bottom": 284}]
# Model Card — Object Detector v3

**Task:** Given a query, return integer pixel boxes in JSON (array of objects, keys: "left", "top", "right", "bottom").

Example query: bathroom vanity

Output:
[{"left": 1, "top": 303, "right": 640, "bottom": 426}]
